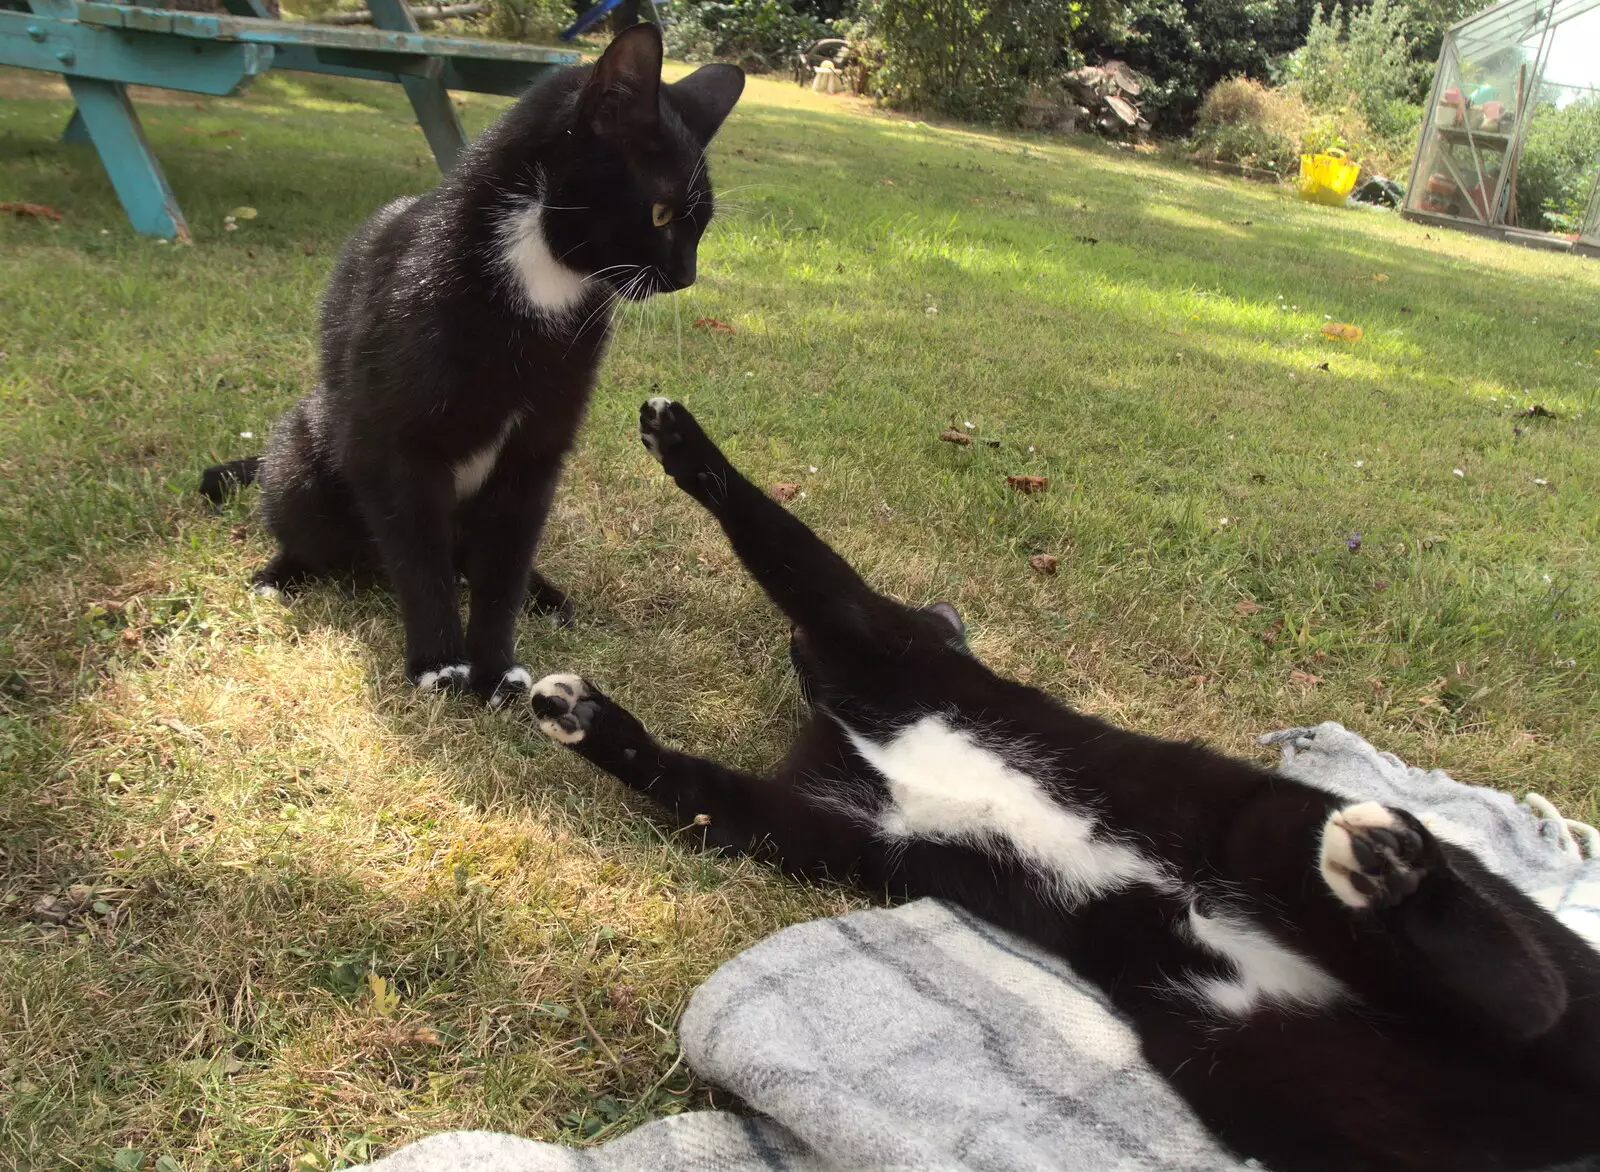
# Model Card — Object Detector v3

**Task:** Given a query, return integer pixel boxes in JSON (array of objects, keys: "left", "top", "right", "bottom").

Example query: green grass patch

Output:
[{"left": 2, "top": 63, "right": 1598, "bottom": 1170}]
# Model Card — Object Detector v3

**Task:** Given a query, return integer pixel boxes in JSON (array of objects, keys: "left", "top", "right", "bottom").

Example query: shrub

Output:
[
  {"left": 1188, "top": 76, "right": 1306, "bottom": 175},
  {"left": 664, "top": 0, "right": 832, "bottom": 70},
  {"left": 483, "top": 0, "right": 570, "bottom": 41},
  {"left": 1285, "top": 0, "right": 1423, "bottom": 130},
  {"left": 1514, "top": 96, "right": 1600, "bottom": 233},
  {"left": 866, "top": 0, "right": 1082, "bottom": 125}
]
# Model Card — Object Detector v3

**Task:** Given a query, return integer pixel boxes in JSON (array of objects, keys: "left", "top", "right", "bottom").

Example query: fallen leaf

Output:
[
  {"left": 230, "top": 205, "right": 258, "bottom": 220},
  {"left": 877, "top": 177, "right": 895, "bottom": 185},
  {"left": 0, "top": 202, "right": 63, "bottom": 221},
  {"left": 1289, "top": 669, "right": 1323, "bottom": 688},
  {"left": 939, "top": 427, "right": 972, "bottom": 446},
  {"left": 213, "top": 128, "right": 242, "bottom": 137},
  {"left": 1372, "top": 273, "right": 1388, "bottom": 281},
  {"left": 1186, "top": 673, "right": 1209, "bottom": 685},
  {"left": 1006, "top": 475, "right": 1048, "bottom": 494},
  {"left": 1517, "top": 404, "right": 1557, "bottom": 419},
  {"left": 1399, "top": 305, "right": 1412, "bottom": 313},
  {"left": 1028, "top": 553, "right": 1058, "bottom": 575},
  {"left": 1373, "top": 579, "right": 1388, "bottom": 592},
  {"left": 1260, "top": 618, "right": 1285, "bottom": 645},
  {"left": 119, "top": 628, "right": 142, "bottom": 648},
  {"left": 1233, "top": 600, "right": 1264, "bottom": 616},
  {"left": 1366, "top": 676, "right": 1385, "bottom": 691},
  {"left": 1320, "top": 322, "right": 1363, "bottom": 343},
  {"left": 693, "top": 317, "right": 735, "bottom": 334},
  {"left": 229, "top": 523, "right": 249, "bottom": 543},
  {"left": 770, "top": 483, "right": 800, "bottom": 501}
]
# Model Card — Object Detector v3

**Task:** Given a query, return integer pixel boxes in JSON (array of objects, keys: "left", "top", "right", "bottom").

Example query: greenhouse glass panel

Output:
[{"left": 1405, "top": 0, "right": 1600, "bottom": 256}]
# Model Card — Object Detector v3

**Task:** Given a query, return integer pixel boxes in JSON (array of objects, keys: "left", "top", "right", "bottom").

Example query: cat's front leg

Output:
[
  {"left": 457, "top": 459, "right": 564, "bottom": 709},
  {"left": 638, "top": 397, "right": 881, "bottom": 636},
  {"left": 353, "top": 466, "right": 471, "bottom": 693},
  {"left": 530, "top": 673, "right": 821, "bottom": 863}
]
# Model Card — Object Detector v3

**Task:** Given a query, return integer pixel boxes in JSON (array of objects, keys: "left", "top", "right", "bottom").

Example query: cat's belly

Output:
[{"left": 837, "top": 712, "right": 1346, "bottom": 1018}]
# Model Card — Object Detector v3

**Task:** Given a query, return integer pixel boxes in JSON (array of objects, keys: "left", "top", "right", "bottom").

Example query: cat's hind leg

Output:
[
  {"left": 252, "top": 400, "right": 377, "bottom": 600},
  {"left": 1228, "top": 788, "right": 1581, "bottom": 1048},
  {"left": 525, "top": 568, "right": 575, "bottom": 628}
]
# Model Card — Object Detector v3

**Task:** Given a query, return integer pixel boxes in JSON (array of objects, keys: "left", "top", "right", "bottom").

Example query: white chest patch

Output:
[
  {"left": 840, "top": 715, "right": 1166, "bottom": 906},
  {"left": 454, "top": 413, "right": 521, "bottom": 501},
  {"left": 1181, "top": 904, "right": 1346, "bottom": 1016},
  {"left": 498, "top": 201, "right": 589, "bottom": 317}
]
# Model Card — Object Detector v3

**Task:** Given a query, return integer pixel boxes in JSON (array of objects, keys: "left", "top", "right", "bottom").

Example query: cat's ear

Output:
[
  {"left": 667, "top": 63, "right": 745, "bottom": 145},
  {"left": 579, "top": 23, "right": 664, "bottom": 139},
  {"left": 925, "top": 601, "right": 965, "bottom": 639}
]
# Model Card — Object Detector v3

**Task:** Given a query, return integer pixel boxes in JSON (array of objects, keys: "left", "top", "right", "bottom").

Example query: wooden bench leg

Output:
[
  {"left": 400, "top": 75, "right": 467, "bottom": 174},
  {"left": 61, "top": 108, "right": 90, "bottom": 143},
  {"left": 360, "top": 0, "right": 468, "bottom": 173},
  {"left": 64, "top": 77, "right": 189, "bottom": 240}
]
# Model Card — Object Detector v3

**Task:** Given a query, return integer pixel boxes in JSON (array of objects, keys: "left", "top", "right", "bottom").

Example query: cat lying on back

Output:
[
  {"left": 201, "top": 26, "right": 742, "bottom": 708},
  {"left": 530, "top": 397, "right": 1600, "bottom": 1172}
]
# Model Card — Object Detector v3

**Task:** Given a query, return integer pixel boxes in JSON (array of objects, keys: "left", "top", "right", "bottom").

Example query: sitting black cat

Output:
[
  {"left": 200, "top": 27, "right": 742, "bottom": 708},
  {"left": 529, "top": 397, "right": 1600, "bottom": 1172}
]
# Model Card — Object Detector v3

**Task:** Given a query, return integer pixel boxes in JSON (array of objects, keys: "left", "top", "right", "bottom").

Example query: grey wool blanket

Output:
[{"left": 358, "top": 722, "right": 1600, "bottom": 1172}]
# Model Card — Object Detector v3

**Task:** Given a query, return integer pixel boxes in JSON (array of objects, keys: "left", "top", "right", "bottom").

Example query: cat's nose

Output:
[{"left": 661, "top": 257, "right": 696, "bottom": 291}]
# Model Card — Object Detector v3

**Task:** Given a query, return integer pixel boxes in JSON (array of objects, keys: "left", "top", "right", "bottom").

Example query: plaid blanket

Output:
[{"left": 358, "top": 722, "right": 1600, "bottom": 1171}]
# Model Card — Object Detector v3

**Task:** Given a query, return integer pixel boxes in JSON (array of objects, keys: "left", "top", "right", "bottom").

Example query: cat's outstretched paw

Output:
[
  {"left": 486, "top": 666, "right": 532, "bottom": 712},
  {"left": 413, "top": 662, "right": 471, "bottom": 693},
  {"left": 639, "top": 397, "right": 716, "bottom": 474},
  {"left": 531, "top": 673, "right": 602, "bottom": 744},
  {"left": 1320, "top": 802, "right": 1434, "bottom": 909}
]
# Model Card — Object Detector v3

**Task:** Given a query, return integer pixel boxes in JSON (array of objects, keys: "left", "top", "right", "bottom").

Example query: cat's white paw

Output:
[
  {"left": 640, "top": 396, "right": 673, "bottom": 461},
  {"left": 487, "top": 666, "right": 533, "bottom": 712},
  {"left": 416, "top": 663, "right": 471, "bottom": 692},
  {"left": 1320, "top": 802, "right": 1429, "bottom": 909},
  {"left": 252, "top": 582, "right": 284, "bottom": 602},
  {"left": 531, "top": 672, "right": 592, "bottom": 744}
]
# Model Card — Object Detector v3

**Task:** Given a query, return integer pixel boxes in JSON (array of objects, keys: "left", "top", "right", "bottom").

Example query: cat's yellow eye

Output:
[{"left": 651, "top": 203, "right": 675, "bottom": 228}]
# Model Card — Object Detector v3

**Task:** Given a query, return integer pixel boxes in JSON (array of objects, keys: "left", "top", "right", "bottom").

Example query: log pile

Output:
[
  {"left": 1063, "top": 61, "right": 1150, "bottom": 137},
  {"left": 319, "top": 2, "right": 487, "bottom": 23}
]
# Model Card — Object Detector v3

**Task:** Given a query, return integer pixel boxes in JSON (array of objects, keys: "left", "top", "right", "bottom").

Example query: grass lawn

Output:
[{"left": 2, "top": 58, "right": 1598, "bottom": 1171}]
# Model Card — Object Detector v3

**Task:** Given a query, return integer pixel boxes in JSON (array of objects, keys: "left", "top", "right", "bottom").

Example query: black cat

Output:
[
  {"left": 200, "top": 27, "right": 742, "bottom": 708},
  {"left": 529, "top": 397, "right": 1600, "bottom": 1172}
]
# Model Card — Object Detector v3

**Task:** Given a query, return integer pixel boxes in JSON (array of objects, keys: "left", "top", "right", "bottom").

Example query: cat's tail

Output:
[{"left": 199, "top": 456, "right": 261, "bottom": 504}]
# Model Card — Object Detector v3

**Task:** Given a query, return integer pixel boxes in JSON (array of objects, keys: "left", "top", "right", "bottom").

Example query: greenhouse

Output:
[{"left": 1404, "top": 0, "right": 1600, "bottom": 256}]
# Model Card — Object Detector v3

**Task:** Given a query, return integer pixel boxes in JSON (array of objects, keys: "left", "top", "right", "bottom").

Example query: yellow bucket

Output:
[{"left": 1297, "top": 148, "right": 1361, "bottom": 207}]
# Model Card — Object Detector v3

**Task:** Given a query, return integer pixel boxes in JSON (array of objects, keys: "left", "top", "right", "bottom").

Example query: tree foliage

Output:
[
  {"left": 1077, "top": 0, "right": 1317, "bottom": 131},
  {"left": 867, "top": 0, "right": 1086, "bottom": 124}
]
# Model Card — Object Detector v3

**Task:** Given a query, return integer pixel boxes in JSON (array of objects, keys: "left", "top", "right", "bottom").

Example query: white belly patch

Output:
[
  {"left": 839, "top": 714, "right": 1167, "bottom": 906},
  {"left": 1181, "top": 903, "right": 1345, "bottom": 1016},
  {"left": 454, "top": 414, "right": 521, "bottom": 501}
]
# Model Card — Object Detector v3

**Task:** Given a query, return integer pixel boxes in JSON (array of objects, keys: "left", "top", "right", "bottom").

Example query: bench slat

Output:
[{"left": 74, "top": 3, "right": 579, "bottom": 65}]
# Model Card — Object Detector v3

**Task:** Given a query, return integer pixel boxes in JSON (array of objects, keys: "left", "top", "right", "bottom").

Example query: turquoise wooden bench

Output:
[{"left": 0, "top": 0, "right": 579, "bottom": 238}]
